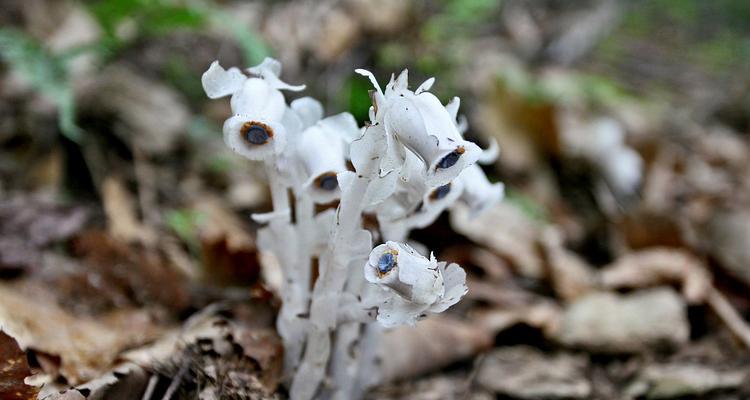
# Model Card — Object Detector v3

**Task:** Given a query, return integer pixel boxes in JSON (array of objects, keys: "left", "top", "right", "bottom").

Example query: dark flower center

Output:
[
  {"left": 241, "top": 122, "right": 272, "bottom": 145},
  {"left": 436, "top": 146, "right": 465, "bottom": 169},
  {"left": 316, "top": 172, "right": 339, "bottom": 191},
  {"left": 378, "top": 252, "right": 396, "bottom": 274},
  {"left": 430, "top": 183, "right": 452, "bottom": 200}
]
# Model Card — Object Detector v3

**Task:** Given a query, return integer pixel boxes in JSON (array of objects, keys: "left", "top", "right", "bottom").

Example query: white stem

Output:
[
  {"left": 264, "top": 161, "right": 309, "bottom": 381},
  {"left": 331, "top": 260, "right": 372, "bottom": 400},
  {"left": 351, "top": 322, "right": 383, "bottom": 399},
  {"left": 291, "top": 131, "right": 380, "bottom": 400}
]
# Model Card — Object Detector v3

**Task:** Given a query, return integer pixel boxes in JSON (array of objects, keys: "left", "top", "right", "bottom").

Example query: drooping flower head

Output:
[
  {"left": 201, "top": 58, "right": 304, "bottom": 160},
  {"left": 456, "top": 164, "right": 505, "bottom": 218},
  {"left": 296, "top": 113, "right": 360, "bottom": 203},
  {"left": 355, "top": 69, "right": 482, "bottom": 187},
  {"left": 364, "top": 241, "right": 467, "bottom": 327}
]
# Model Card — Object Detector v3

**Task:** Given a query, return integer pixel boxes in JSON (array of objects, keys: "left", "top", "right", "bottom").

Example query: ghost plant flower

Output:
[
  {"left": 296, "top": 113, "right": 360, "bottom": 203},
  {"left": 203, "top": 59, "right": 493, "bottom": 400},
  {"left": 202, "top": 59, "right": 304, "bottom": 160},
  {"left": 381, "top": 71, "right": 482, "bottom": 187},
  {"left": 364, "top": 241, "right": 467, "bottom": 327},
  {"left": 457, "top": 164, "right": 505, "bottom": 217}
]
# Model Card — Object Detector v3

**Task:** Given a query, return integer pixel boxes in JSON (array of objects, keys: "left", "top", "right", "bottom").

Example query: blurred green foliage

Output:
[
  {"left": 0, "top": 28, "right": 82, "bottom": 142},
  {"left": 0, "top": 1, "right": 270, "bottom": 145},
  {"left": 87, "top": 0, "right": 269, "bottom": 65},
  {"left": 600, "top": 0, "right": 750, "bottom": 73},
  {"left": 166, "top": 208, "right": 206, "bottom": 256},
  {"left": 341, "top": 76, "right": 374, "bottom": 124}
]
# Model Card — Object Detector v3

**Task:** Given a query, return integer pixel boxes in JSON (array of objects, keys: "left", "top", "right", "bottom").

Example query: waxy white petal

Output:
[{"left": 202, "top": 61, "right": 247, "bottom": 99}]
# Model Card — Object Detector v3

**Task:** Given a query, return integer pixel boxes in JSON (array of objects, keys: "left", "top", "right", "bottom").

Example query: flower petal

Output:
[
  {"left": 377, "top": 293, "right": 431, "bottom": 327},
  {"left": 429, "top": 262, "right": 467, "bottom": 313},
  {"left": 415, "top": 77, "right": 435, "bottom": 94},
  {"left": 291, "top": 97, "right": 324, "bottom": 129},
  {"left": 202, "top": 61, "right": 247, "bottom": 99},
  {"left": 230, "top": 78, "right": 287, "bottom": 119}
]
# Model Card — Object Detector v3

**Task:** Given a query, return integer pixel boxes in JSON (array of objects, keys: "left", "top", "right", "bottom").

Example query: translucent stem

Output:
[{"left": 290, "top": 133, "right": 379, "bottom": 400}]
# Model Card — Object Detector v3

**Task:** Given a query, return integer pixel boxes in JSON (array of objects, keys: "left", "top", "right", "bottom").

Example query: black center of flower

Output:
[
  {"left": 241, "top": 122, "right": 271, "bottom": 145},
  {"left": 430, "top": 183, "right": 452, "bottom": 200},
  {"left": 436, "top": 146, "right": 465, "bottom": 169},
  {"left": 316, "top": 173, "right": 338, "bottom": 191},
  {"left": 378, "top": 252, "right": 396, "bottom": 274}
]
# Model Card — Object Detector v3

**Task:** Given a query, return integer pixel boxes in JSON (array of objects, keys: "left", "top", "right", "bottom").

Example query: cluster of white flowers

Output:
[{"left": 202, "top": 58, "right": 503, "bottom": 400}]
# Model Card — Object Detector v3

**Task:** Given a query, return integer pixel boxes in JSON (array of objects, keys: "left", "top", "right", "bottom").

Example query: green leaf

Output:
[{"left": 0, "top": 28, "right": 82, "bottom": 142}]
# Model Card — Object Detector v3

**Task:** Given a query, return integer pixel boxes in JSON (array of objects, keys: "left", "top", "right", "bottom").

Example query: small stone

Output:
[{"left": 555, "top": 288, "right": 688, "bottom": 353}]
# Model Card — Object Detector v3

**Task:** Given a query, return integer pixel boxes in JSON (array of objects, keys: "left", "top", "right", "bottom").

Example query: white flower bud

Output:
[
  {"left": 203, "top": 58, "right": 304, "bottom": 161},
  {"left": 290, "top": 97, "right": 324, "bottom": 130},
  {"left": 457, "top": 164, "right": 505, "bottom": 217},
  {"left": 364, "top": 242, "right": 468, "bottom": 327},
  {"left": 297, "top": 124, "right": 346, "bottom": 203}
]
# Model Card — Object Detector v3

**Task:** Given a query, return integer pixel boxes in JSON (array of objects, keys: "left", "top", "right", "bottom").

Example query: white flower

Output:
[
  {"left": 202, "top": 58, "right": 304, "bottom": 161},
  {"left": 374, "top": 151, "right": 465, "bottom": 241},
  {"left": 290, "top": 97, "right": 324, "bottom": 130},
  {"left": 363, "top": 241, "right": 467, "bottom": 327},
  {"left": 381, "top": 70, "right": 482, "bottom": 187},
  {"left": 456, "top": 164, "right": 505, "bottom": 217},
  {"left": 295, "top": 113, "right": 360, "bottom": 203}
]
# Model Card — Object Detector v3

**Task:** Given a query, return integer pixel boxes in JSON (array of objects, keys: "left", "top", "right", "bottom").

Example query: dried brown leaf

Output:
[
  {"left": 599, "top": 248, "right": 711, "bottom": 304},
  {"left": 0, "top": 287, "right": 163, "bottom": 385},
  {"left": 0, "top": 330, "right": 39, "bottom": 400},
  {"left": 379, "top": 316, "right": 493, "bottom": 383}
]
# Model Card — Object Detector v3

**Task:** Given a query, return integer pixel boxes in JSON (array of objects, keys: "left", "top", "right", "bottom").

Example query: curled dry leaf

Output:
[
  {"left": 599, "top": 247, "right": 712, "bottom": 304},
  {"left": 705, "top": 210, "right": 750, "bottom": 289},
  {"left": 541, "top": 227, "right": 596, "bottom": 301},
  {"left": 0, "top": 286, "right": 163, "bottom": 385},
  {"left": 0, "top": 330, "right": 39, "bottom": 400},
  {"left": 378, "top": 316, "right": 493, "bottom": 383},
  {"left": 101, "top": 176, "right": 157, "bottom": 246},
  {"left": 625, "top": 363, "right": 748, "bottom": 399},
  {"left": 555, "top": 288, "right": 689, "bottom": 353},
  {"left": 78, "top": 65, "right": 189, "bottom": 155},
  {"left": 70, "top": 230, "right": 191, "bottom": 314},
  {"left": 477, "top": 346, "right": 591, "bottom": 399},
  {"left": 193, "top": 196, "right": 261, "bottom": 285},
  {"left": 122, "top": 303, "right": 282, "bottom": 395},
  {"left": 0, "top": 196, "right": 88, "bottom": 276},
  {"left": 450, "top": 202, "right": 544, "bottom": 279}
]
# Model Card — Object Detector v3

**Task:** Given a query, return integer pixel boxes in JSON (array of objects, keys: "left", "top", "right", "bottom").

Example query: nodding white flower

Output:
[
  {"left": 290, "top": 97, "right": 324, "bottom": 130},
  {"left": 374, "top": 151, "right": 464, "bottom": 241},
  {"left": 380, "top": 70, "right": 482, "bottom": 187},
  {"left": 457, "top": 164, "right": 505, "bottom": 218},
  {"left": 295, "top": 113, "right": 359, "bottom": 203},
  {"left": 202, "top": 58, "right": 304, "bottom": 161},
  {"left": 364, "top": 242, "right": 467, "bottom": 327}
]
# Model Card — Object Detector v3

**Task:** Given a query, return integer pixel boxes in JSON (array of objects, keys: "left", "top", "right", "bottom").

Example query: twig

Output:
[
  {"left": 162, "top": 362, "right": 189, "bottom": 400},
  {"left": 141, "top": 374, "right": 159, "bottom": 400},
  {"left": 707, "top": 287, "right": 750, "bottom": 350}
]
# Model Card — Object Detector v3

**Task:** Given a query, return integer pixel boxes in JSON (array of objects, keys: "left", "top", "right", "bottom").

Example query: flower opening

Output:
[{"left": 241, "top": 121, "right": 273, "bottom": 145}]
